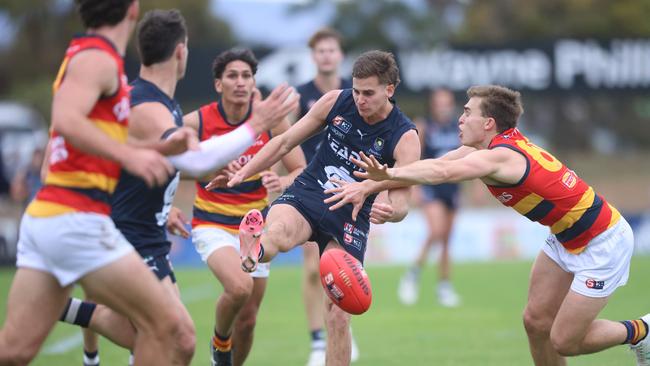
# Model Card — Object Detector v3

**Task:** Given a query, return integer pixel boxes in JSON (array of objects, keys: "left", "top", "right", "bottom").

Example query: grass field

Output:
[{"left": 1, "top": 257, "right": 650, "bottom": 365}]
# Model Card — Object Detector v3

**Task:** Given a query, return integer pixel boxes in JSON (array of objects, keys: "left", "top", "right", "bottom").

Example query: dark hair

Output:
[
  {"left": 352, "top": 50, "right": 400, "bottom": 87},
  {"left": 136, "top": 9, "right": 187, "bottom": 66},
  {"left": 466, "top": 85, "right": 524, "bottom": 132},
  {"left": 308, "top": 27, "right": 343, "bottom": 49},
  {"left": 75, "top": 0, "right": 135, "bottom": 29},
  {"left": 212, "top": 48, "right": 258, "bottom": 79}
]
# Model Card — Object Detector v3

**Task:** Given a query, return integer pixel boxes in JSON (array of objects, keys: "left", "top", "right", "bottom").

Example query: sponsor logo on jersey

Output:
[
  {"left": 585, "top": 278, "right": 605, "bottom": 289},
  {"left": 344, "top": 233, "right": 353, "bottom": 244},
  {"left": 561, "top": 170, "right": 577, "bottom": 189},
  {"left": 497, "top": 192, "right": 513, "bottom": 203},
  {"left": 332, "top": 115, "right": 351, "bottom": 133},
  {"left": 344, "top": 222, "right": 354, "bottom": 234}
]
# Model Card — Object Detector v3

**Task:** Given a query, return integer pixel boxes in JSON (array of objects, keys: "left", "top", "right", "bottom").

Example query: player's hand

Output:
[
  {"left": 369, "top": 202, "right": 396, "bottom": 224},
  {"left": 163, "top": 127, "right": 199, "bottom": 156},
  {"left": 323, "top": 178, "right": 369, "bottom": 222},
  {"left": 249, "top": 83, "right": 299, "bottom": 133},
  {"left": 167, "top": 206, "right": 190, "bottom": 238},
  {"left": 260, "top": 170, "right": 284, "bottom": 193},
  {"left": 205, "top": 160, "right": 242, "bottom": 190},
  {"left": 351, "top": 152, "right": 393, "bottom": 181},
  {"left": 121, "top": 148, "right": 174, "bottom": 188}
]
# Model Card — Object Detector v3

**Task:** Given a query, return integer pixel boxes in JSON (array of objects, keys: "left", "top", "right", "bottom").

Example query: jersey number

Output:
[{"left": 515, "top": 140, "right": 562, "bottom": 172}]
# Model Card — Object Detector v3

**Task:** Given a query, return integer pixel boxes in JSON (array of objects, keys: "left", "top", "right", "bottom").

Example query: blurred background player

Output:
[
  {"left": 398, "top": 88, "right": 462, "bottom": 308},
  {"left": 183, "top": 48, "right": 304, "bottom": 366},
  {"left": 294, "top": 27, "right": 359, "bottom": 366}
]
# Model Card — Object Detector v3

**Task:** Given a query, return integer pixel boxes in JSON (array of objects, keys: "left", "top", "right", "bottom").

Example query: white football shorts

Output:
[
  {"left": 543, "top": 217, "right": 634, "bottom": 298},
  {"left": 16, "top": 212, "right": 134, "bottom": 286},
  {"left": 192, "top": 226, "right": 270, "bottom": 278}
]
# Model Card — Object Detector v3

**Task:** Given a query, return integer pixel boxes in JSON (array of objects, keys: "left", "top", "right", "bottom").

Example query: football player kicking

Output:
[{"left": 221, "top": 50, "right": 420, "bottom": 366}]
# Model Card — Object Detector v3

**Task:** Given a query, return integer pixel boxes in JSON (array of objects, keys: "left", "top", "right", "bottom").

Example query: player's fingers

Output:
[
  {"left": 350, "top": 156, "right": 367, "bottom": 169},
  {"left": 327, "top": 198, "right": 348, "bottom": 212},
  {"left": 329, "top": 178, "right": 348, "bottom": 186},
  {"left": 353, "top": 171, "right": 369, "bottom": 179},
  {"left": 323, "top": 192, "right": 344, "bottom": 204},
  {"left": 323, "top": 186, "right": 344, "bottom": 195},
  {"left": 351, "top": 203, "right": 361, "bottom": 222},
  {"left": 251, "top": 88, "right": 262, "bottom": 103}
]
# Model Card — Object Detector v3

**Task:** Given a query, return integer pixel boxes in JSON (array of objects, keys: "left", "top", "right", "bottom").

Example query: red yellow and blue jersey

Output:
[
  {"left": 27, "top": 34, "right": 130, "bottom": 217},
  {"left": 486, "top": 128, "right": 620, "bottom": 253},
  {"left": 191, "top": 102, "right": 271, "bottom": 234}
]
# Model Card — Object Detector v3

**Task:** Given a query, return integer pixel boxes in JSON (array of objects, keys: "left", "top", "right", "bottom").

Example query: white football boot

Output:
[
  {"left": 306, "top": 348, "right": 326, "bottom": 366},
  {"left": 630, "top": 314, "right": 650, "bottom": 366},
  {"left": 350, "top": 329, "right": 360, "bottom": 363},
  {"left": 437, "top": 281, "right": 460, "bottom": 308},
  {"left": 398, "top": 273, "right": 418, "bottom": 306}
]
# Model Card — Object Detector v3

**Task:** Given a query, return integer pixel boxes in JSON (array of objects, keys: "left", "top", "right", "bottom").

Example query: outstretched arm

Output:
[
  {"left": 354, "top": 147, "right": 522, "bottom": 186},
  {"left": 171, "top": 84, "right": 299, "bottom": 178},
  {"left": 227, "top": 90, "right": 340, "bottom": 187},
  {"left": 324, "top": 128, "right": 421, "bottom": 221}
]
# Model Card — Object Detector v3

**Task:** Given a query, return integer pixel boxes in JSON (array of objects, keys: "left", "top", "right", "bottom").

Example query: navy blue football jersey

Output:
[
  {"left": 296, "top": 79, "right": 352, "bottom": 162},
  {"left": 111, "top": 77, "right": 183, "bottom": 257},
  {"left": 422, "top": 118, "right": 459, "bottom": 159},
  {"left": 301, "top": 88, "right": 416, "bottom": 214}
]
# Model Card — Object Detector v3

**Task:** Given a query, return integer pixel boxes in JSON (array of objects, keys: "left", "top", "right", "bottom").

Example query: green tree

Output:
[
  {"left": 456, "top": 0, "right": 650, "bottom": 44},
  {"left": 0, "top": 0, "right": 235, "bottom": 117}
]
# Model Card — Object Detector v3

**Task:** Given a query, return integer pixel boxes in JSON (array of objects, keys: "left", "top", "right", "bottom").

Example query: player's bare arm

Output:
[
  {"left": 325, "top": 129, "right": 420, "bottom": 221},
  {"left": 261, "top": 117, "right": 307, "bottom": 193},
  {"left": 52, "top": 50, "right": 174, "bottom": 186},
  {"left": 355, "top": 146, "right": 524, "bottom": 186},
  {"left": 438, "top": 145, "right": 477, "bottom": 161},
  {"left": 227, "top": 89, "right": 341, "bottom": 187},
  {"left": 129, "top": 102, "right": 198, "bottom": 156}
]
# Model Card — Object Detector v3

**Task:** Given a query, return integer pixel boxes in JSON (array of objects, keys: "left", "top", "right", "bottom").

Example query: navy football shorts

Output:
[
  {"left": 273, "top": 178, "right": 370, "bottom": 264},
  {"left": 420, "top": 183, "right": 460, "bottom": 210},
  {"left": 142, "top": 253, "right": 176, "bottom": 283}
]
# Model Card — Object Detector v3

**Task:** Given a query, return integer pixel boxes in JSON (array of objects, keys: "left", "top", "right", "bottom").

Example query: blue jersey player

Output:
[
  {"left": 226, "top": 50, "right": 421, "bottom": 365},
  {"left": 398, "top": 88, "right": 463, "bottom": 308},
  {"left": 294, "top": 27, "right": 355, "bottom": 366}
]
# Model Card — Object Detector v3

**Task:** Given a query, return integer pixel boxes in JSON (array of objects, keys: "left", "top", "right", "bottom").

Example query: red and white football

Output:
[{"left": 320, "top": 248, "right": 372, "bottom": 315}]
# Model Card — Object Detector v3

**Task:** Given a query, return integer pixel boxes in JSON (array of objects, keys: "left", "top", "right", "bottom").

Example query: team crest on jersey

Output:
[
  {"left": 344, "top": 222, "right": 354, "bottom": 234},
  {"left": 373, "top": 138, "right": 385, "bottom": 151},
  {"left": 332, "top": 115, "right": 351, "bottom": 133}
]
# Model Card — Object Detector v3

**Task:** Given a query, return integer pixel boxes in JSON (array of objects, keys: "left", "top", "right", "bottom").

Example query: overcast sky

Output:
[{"left": 211, "top": 0, "right": 335, "bottom": 47}]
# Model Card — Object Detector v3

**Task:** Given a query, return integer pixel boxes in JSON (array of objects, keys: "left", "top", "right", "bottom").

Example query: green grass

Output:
[{"left": 2, "top": 257, "right": 650, "bottom": 365}]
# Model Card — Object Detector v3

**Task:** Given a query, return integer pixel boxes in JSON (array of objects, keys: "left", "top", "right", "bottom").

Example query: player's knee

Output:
[
  {"left": 522, "top": 307, "right": 552, "bottom": 336},
  {"left": 3, "top": 344, "right": 38, "bottom": 366},
  {"left": 264, "top": 223, "right": 293, "bottom": 253},
  {"left": 175, "top": 318, "right": 196, "bottom": 361},
  {"left": 223, "top": 276, "right": 253, "bottom": 304},
  {"left": 549, "top": 332, "right": 581, "bottom": 356}
]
